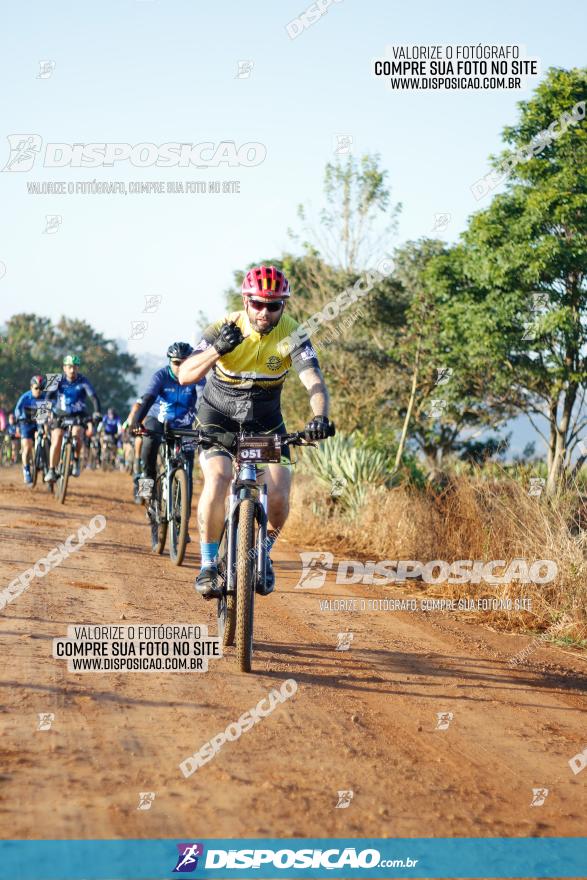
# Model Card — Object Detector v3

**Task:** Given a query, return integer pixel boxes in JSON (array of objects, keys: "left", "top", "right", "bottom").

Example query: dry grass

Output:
[{"left": 283, "top": 473, "right": 587, "bottom": 643}]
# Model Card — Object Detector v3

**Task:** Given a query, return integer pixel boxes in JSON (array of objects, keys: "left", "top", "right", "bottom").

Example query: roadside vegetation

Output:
[{"left": 265, "top": 66, "right": 586, "bottom": 641}]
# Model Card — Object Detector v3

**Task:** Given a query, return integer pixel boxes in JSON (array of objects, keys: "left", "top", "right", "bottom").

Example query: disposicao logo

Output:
[{"left": 173, "top": 843, "right": 204, "bottom": 873}]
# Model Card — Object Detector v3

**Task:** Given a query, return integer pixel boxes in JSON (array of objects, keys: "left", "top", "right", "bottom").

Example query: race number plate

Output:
[{"left": 237, "top": 435, "right": 281, "bottom": 463}]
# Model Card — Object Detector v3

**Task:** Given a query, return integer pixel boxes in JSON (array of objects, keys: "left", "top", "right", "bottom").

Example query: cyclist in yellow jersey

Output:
[{"left": 178, "top": 264, "right": 331, "bottom": 599}]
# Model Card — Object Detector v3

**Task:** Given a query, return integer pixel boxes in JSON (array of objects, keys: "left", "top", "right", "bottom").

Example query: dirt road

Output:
[{"left": 0, "top": 467, "right": 586, "bottom": 842}]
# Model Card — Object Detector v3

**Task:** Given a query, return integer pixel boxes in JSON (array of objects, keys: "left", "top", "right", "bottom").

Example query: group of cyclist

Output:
[
  {"left": 7, "top": 362, "right": 130, "bottom": 482},
  {"left": 5, "top": 265, "right": 332, "bottom": 601}
]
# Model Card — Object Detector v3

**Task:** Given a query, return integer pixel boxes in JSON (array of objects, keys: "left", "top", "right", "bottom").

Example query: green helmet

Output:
[{"left": 63, "top": 354, "right": 81, "bottom": 366}]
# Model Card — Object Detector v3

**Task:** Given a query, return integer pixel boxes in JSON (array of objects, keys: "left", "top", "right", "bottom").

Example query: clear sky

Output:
[{"left": 0, "top": 0, "right": 583, "bottom": 372}]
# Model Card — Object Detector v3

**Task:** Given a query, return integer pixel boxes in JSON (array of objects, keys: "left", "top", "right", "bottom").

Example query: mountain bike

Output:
[
  {"left": 136, "top": 423, "right": 196, "bottom": 566},
  {"left": 3, "top": 433, "right": 19, "bottom": 465},
  {"left": 131, "top": 435, "right": 144, "bottom": 504},
  {"left": 209, "top": 424, "right": 335, "bottom": 673},
  {"left": 30, "top": 410, "right": 53, "bottom": 492},
  {"left": 54, "top": 414, "right": 91, "bottom": 504},
  {"left": 0, "top": 433, "right": 11, "bottom": 466},
  {"left": 100, "top": 435, "right": 117, "bottom": 471},
  {"left": 87, "top": 434, "right": 101, "bottom": 470}
]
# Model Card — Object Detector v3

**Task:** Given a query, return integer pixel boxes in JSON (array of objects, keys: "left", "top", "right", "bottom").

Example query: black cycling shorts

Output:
[{"left": 196, "top": 400, "right": 291, "bottom": 464}]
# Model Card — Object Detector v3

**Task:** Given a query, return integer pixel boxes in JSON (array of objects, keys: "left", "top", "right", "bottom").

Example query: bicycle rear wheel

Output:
[
  {"left": 169, "top": 468, "right": 189, "bottom": 565},
  {"left": 217, "top": 525, "right": 235, "bottom": 647},
  {"left": 57, "top": 442, "right": 71, "bottom": 504},
  {"left": 236, "top": 499, "right": 255, "bottom": 673}
]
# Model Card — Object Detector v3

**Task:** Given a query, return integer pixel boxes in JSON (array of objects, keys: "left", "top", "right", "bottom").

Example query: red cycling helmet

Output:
[
  {"left": 242, "top": 265, "right": 290, "bottom": 299},
  {"left": 30, "top": 374, "right": 47, "bottom": 390}
]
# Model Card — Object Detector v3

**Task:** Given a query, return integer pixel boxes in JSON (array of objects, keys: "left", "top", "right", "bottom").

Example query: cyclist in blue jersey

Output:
[
  {"left": 101, "top": 408, "right": 122, "bottom": 437},
  {"left": 6, "top": 413, "right": 20, "bottom": 464},
  {"left": 14, "top": 374, "right": 47, "bottom": 484},
  {"left": 44, "top": 354, "right": 101, "bottom": 483},
  {"left": 128, "top": 342, "right": 204, "bottom": 546},
  {"left": 97, "top": 407, "right": 122, "bottom": 467}
]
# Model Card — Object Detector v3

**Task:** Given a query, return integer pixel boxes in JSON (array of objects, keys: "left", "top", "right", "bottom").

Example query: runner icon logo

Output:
[
  {"left": 137, "top": 478, "right": 154, "bottom": 499},
  {"left": 435, "top": 366, "right": 453, "bottom": 386},
  {"left": 528, "top": 477, "right": 545, "bottom": 497},
  {"left": 129, "top": 320, "right": 148, "bottom": 340},
  {"left": 423, "top": 398, "right": 448, "bottom": 418},
  {"left": 2, "top": 134, "right": 42, "bottom": 171},
  {"left": 37, "top": 713, "right": 54, "bottom": 730},
  {"left": 37, "top": 60, "right": 56, "bottom": 79},
  {"left": 235, "top": 60, "right": 254, "bottom": 79},
  {"left": 137, "top": 792, "right": 156, "bottom": 810},
  {"left": 143, "top": 295, "right": 163, "bottom": 313},
  {"left": 43, "top": 215, "right": 62, "bottom": 234},
  {"left": 435, "top": 711, "right": 454, "bottom": 731},
  {"left": 331, "top": 477, "right": 347, "bottom": 497},
  {"left": 530, "top": 788, "right": 549, "bottom": 806},
  {"left": 173, "top": 843, "right": 204, "bottom": 873},
  {"left": 335, "top": 790, "right": 354, "bottom": 809},
  {"left": 294, "top": 551, "right": 334, "bottom": 589},
  {"left": 233, "top": 398, "right": 253, "bottom": 421},
  {"left": 336, "top": 632, "right": 353, "bottom": 651}
]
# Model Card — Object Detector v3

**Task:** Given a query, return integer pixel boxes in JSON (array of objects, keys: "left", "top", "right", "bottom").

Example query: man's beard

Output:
[{"left": 250, "top": 316, "right": 276, "bottom": 336}]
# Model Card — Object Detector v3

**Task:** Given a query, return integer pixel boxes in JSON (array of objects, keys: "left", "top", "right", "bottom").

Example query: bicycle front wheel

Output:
[
  {"left": 57, "top": 442, "right": 71, "bottom": 504},
  {"left": 169, "top": 468, "right": 189, "bottom": 565},
  {"left": 152, "top": 476, "right": 168, "bottom": 554},
  {"left": 43, "top": 437, "right": 53, "bottom": 493},
  {"left": 30, "top": 444, "right": 38, "bottom": 488},
  {"left": 236, "top": 498, "right": 256, "bottom": 673},
  {"left": 217, "top": 525, "right": 235, "bottom": 647}
]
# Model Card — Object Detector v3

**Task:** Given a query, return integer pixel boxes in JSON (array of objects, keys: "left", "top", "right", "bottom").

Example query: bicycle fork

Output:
[
  {"left": 224, "top": 482, "right": 269, "bottom": 593},
  {"left": 255, "top": 484, "right": 269, "bottom": 586}
]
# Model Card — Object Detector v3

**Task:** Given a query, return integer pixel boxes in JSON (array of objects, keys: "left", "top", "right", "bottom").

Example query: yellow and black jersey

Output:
[{"left": 195, "top": 311, "right": 320, "bottom": 417}]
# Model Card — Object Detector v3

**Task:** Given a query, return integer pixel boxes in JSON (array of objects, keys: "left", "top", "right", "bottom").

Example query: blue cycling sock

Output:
[{"left": 201, "top": 541, "right": 219, "bottom": 566}]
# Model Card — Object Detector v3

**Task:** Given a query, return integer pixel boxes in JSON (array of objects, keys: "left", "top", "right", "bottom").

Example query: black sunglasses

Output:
[
  {"left": 169, "top": 358, "right": 184, "bottom": 365},
  {"left": 248, "top": 299, "right": 284, "bottom": 313}
]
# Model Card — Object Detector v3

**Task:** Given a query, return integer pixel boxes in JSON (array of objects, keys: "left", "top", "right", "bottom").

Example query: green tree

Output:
[
  {"left": 387, "top": 240, "right": 513, "bottom": 469},
  {"left": 292, "top": 153, "right": 401, "bottom": 272},
  {"left": 0, "top": 314, "right": 140, "bottom": 414},
  {"left": 0, "top": 314, "right": 57, "bottom": 407},
  {"left": 457, "top": 66, "right": 587, "bottom": 492}
]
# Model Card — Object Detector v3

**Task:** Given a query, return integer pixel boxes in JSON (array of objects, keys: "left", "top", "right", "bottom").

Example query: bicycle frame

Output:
[
  {"left": 34, "top": 423, "right": 49, "bottom": 462},
  {"left": 157, "top": 432, "right": 191, "bottom": 523},
  {"left": 57, "top": 413, "right": 92, "bottom": 472},
  {"left": 60, "top": 418, "right": 82, "bottom": 460}
]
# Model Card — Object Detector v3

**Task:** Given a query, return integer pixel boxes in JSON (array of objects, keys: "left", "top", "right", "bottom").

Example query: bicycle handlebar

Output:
[
  {"left": 54, "top": 412, "right": 94, "bottom": 426},
  {"left": 281, "top": 421, "right": 336, "bottom": 446},
  {"left": 133, "top": 420, "right": 335, "bottom": 446}
]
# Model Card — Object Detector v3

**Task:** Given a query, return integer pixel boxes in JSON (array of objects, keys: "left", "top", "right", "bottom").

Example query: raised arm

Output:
[{"left": 178, "top": 321, "right": 245, "bottom": 385}]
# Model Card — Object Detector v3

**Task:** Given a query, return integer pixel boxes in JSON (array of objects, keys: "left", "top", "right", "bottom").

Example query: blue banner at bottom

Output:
[{"left": 0, "top": 838, "right": 585, "bottom": 879}]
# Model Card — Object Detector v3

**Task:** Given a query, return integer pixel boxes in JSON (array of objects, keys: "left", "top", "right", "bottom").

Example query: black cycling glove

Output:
[
  {"left": 214, "top": 322, "right": 244, "bottom": 356},
  {"left": 304, "top": 415, "right": 330, "bottom": 441}
]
